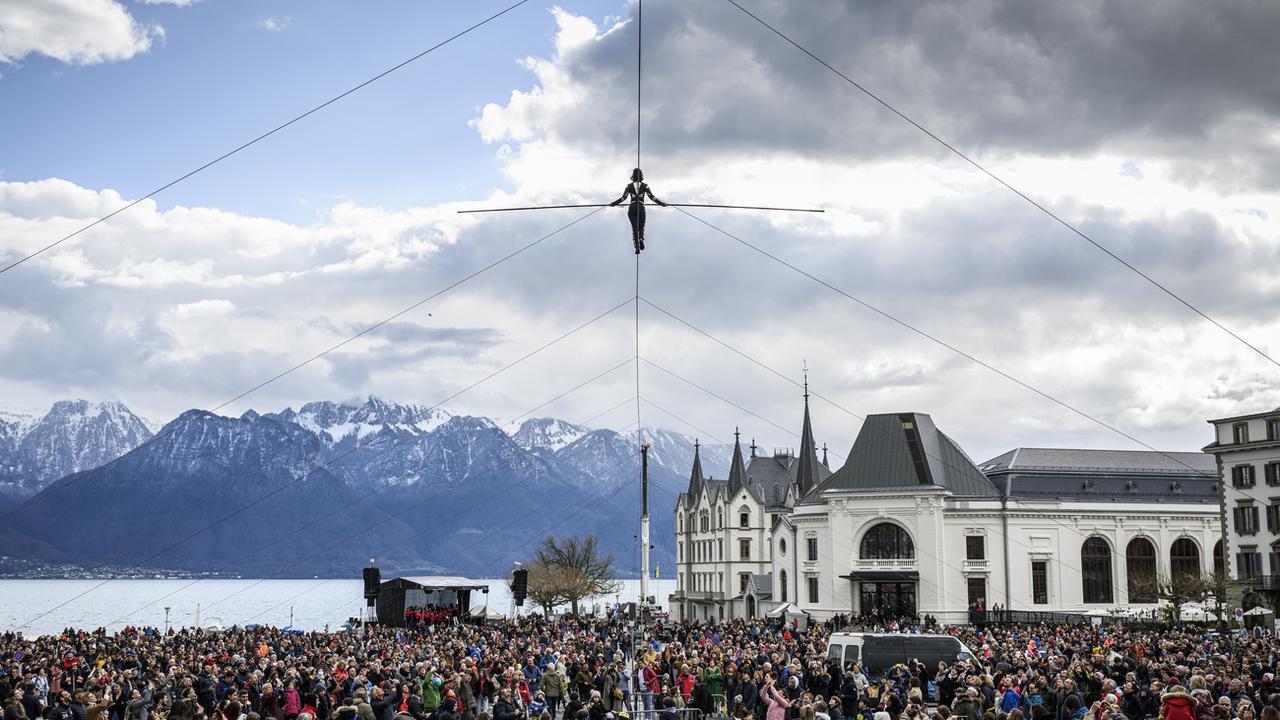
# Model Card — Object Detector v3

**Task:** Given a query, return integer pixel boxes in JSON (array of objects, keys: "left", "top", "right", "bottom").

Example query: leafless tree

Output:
[
  {"left": 533, "top": 534, "right": 621, "bottom": 615},
  {"left": 526, "top": 561, "right": 574, "bottom": 617}
]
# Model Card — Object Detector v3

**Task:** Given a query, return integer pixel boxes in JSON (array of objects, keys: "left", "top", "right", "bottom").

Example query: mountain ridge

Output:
[{"left": 2, "top": 396, "right": 733, "bottom": 577}]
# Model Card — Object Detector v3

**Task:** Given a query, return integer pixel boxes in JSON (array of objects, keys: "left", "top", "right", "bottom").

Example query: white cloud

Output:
[
  {"left": 1, "top": 3, "right": 1278, "bottom": 465},
  {"left": 172, "top": 299, "right": 234, "bottom": 319},
  {"left": 137, "top": 0, "right": 202, "bottom": 5},
  {"left": 258, "top": 16, "right": 288, "bottom": 32},
  {"left": 0, "top": 0, "right": 161, "bottom": 65}
]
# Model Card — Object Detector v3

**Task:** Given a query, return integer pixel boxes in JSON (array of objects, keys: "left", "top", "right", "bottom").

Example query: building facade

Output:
[
  {"left": 671, "top": 405, "right": 1223, "bottom": 624},
  {"left": 1204, "top": 407, "right": 1280, "bottom": 605},
  {"left": 669, "top": 390, "right": 830, "bottom": 622}
]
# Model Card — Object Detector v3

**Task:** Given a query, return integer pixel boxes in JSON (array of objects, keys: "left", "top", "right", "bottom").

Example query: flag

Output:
[{"left": 655, "top": 564, "right": 660, "bottom": 579}]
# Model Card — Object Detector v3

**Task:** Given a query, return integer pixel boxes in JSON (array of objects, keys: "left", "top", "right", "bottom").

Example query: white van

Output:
[{"left": 825, "top": 632, "right": 980, "bottom": 674}]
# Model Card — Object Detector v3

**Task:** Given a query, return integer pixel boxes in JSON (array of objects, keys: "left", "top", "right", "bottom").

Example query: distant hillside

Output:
[{"left": 5, "top": 397, "right": 731, "bottom": 577}]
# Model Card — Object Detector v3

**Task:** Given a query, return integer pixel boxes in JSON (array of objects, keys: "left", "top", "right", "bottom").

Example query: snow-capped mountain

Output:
[
  {"left": 631, "top": 427, "right": 734, "bottom": 478},
  {"left": 5, "top": 396, "right": 737, "bottom": 576},
  {"left": 273, "top": 396, "right": 451, "bottom": 448},
  {"left": 0, "top": 400, "right": 153, "bottom": 498},
  {"left": 513, "top": 418, "right": 590, "bottom": 452},
  {"left": 12, "top": 409, "right": 421, "bottom": 576}
]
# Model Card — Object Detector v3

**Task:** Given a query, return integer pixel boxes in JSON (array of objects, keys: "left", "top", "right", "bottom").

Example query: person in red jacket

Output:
[
  {"left": 677, "top": 667, "right": 695, "bottom": 703},
  {"left": 1160, "top": 686, "right": 1196, "bottom": 720}
]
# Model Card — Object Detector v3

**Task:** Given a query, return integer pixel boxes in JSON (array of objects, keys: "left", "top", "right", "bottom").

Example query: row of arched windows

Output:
[
  {"left": 1082, "top": 536, "right": 1210, "bottom": 604},
  {"left": 853, "top": 522, "right": 1212, "bottom": 605}
]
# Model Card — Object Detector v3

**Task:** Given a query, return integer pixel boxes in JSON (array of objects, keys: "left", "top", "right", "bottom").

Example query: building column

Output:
[
  {"left": 1114, "top": 520, "right": 1127, "bottom": 605},
  {"left": 1158, "top": 518, "right": 1171, "bottom": 581}
]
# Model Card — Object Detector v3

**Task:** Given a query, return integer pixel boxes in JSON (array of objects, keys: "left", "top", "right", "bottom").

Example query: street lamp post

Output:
[{"left": 164, "top": 607, "right": 171, "bottom": 634}]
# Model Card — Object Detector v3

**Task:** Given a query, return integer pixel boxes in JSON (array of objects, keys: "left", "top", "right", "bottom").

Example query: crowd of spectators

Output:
[{"left": 2, "top": 613, "right": 1277, "bottom": 720}]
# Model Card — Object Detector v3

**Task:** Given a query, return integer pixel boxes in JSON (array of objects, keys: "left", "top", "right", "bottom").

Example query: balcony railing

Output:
[
  {"left": 854, "top": 559, "right": 917, "bottom": 571},
  {"left": 964, "top": 559, "right": 990, "bottom": 572},
  {"left": 1246, "top": 575, "right": 1280, "bottom": 590}
]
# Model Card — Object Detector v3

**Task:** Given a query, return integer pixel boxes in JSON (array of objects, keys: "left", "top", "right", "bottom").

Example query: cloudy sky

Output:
[{"left": 1, "top": 0, "right": 1278, "bottom": 464}]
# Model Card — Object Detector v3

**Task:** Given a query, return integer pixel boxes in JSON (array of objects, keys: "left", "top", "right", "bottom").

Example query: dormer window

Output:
[
  {"left": 1269, "top": 417, "right": 1280, "bottom": 441},
  {"left": 739, "top": 512, "right": 749, "bottom": 528},
  {"left": 1234, "top": 422, "right": 1250, "bottom": 444},
  {"left": 1171, "top": 481, "right": 1184, "bottom": 494},
  {"left": 1125, "top": 480, "right": 1137, "bottom": 493},
  {"left": 1082, "top": 479, "right": 1095, "bottom": 492}
]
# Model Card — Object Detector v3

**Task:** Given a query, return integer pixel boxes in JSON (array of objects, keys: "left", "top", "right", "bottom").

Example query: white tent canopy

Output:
[
  {"left": 1243, "top": 607, "right": 1274, "bottom": 616},
  {"left": 470, "top": 606, "right": 504, "bottom": 621},
  {"left": 767, "top": 602, "right": 808, "bottom": 618}
]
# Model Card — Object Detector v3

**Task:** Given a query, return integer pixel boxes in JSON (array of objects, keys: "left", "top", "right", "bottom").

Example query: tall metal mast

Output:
[{"left": 640, "top": 442, "right": 651, "bottom": 610}]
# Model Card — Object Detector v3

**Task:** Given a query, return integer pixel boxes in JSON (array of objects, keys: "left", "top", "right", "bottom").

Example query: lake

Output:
[{"left": 0, "top": 578, "right": 677, "bottom": 637}]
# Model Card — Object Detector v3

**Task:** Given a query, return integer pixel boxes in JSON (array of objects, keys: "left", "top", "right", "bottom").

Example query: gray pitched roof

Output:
[
  {"left": 749, "top": 573, "right": 772, "bottom": 597},
  {"left": 726, "top": 430, "right": 747, "bottom": 497},
  {"left": 794, "top": 393, "right": 822, "bottom": 497},
  {"left": 744, "top": 450, "right": 833, "bottom": 507},
  {"left": 687, "top": 440, "right": 705, "bottom": 496},
  {"left": 981, "top": 447, "right": 1217, "bottom": 503},
  {"left": 981, "top": 447, "right": 1215, "bottom": 474},
  {"left": 812, "top": 412, "right": 1000, "bottom": 498}
]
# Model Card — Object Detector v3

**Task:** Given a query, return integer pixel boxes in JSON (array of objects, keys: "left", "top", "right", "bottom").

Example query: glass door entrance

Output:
[{"left": 859, "top": 581, "right": 917, "bottom": 618}]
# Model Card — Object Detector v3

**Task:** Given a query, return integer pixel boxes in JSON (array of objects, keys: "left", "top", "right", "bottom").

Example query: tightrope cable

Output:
[{"left": 721, "top": 0, "right": 1279, "bottom": 371}]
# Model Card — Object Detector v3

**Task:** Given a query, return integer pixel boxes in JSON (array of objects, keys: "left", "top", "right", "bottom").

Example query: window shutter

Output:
[
  {"left": 1234, "top": 507, "right": 1243, "bottom": 532},
  {"left": 1253, "top": 507, "right": 1261, "bottom": 533}
]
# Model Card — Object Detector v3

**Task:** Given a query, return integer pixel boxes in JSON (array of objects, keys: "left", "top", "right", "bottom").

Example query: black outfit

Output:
[{"left": 611, "top": 182, "right": 665, "bottom": 252}]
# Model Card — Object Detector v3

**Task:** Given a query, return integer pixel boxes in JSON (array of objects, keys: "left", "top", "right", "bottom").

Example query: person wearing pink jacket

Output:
[{"left": 759, "top": 677, "right": 790, "bottom": 720}]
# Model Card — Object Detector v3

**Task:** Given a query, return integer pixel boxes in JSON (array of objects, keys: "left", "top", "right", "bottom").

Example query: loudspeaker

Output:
[
  {"left": 511, "top": 568, "right": 529, "bottom": 607},
  {"left": 363, "top": 565, "right": 381, "bottom": 600}
]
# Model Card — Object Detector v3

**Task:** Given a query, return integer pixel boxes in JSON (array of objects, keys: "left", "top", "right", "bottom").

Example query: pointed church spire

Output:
[
  {"left": 750, "top": 437, "right": 757, "bottom": 458},
  {"left": 687, "top": 438, "right": 704, "bottom": 496},
  {"left": 727, "top": 427, "right": 746, "bottom": 497},
  {"left": 822, "top": 442, "right": 829, "bottom": 468},
  {"left": 795, "top": 366, "right": 822, "bottom": 498}
]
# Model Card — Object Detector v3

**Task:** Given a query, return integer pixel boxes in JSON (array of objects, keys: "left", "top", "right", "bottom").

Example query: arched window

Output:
[
  {"left": 717, "top": 509, "right": 723, "bottom": 528},
  {"left": 779, "top": 538, "right": 787, "bottom": 556},
  {"left": 1081, "top": 536, "right": 1113, "bottom": 604},
  {"left": 1213, "top": 540, "right": 1225, "bottom": 576},
  {"left": 1126, "top": 537, "right": 1157, "bottom": 603},
  {"left": 678, "top": 515, "right": 683, "bottom": 533},
  {"left": 859, "top": 523, "right": 915, "bottom": 560},
  {"left": 700, "top": 512, "right": 709, "bottom": 533},
  {"left": 1170, "top": 538, "right": 1201, "bottom": 583},
  {"left": 780, "top": 569, "right": 788, "bottom": 602}
]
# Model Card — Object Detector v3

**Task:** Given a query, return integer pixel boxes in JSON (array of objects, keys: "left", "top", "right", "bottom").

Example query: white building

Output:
[
  {"left": 673, "top": 405, "right": 1223, "bottom": 624},
  {"left": 669, "top": 389, "right": 831, "bottom": 622},
  {"left": 1204, "top": 407, "right": 1280, "bottom": 605}
]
